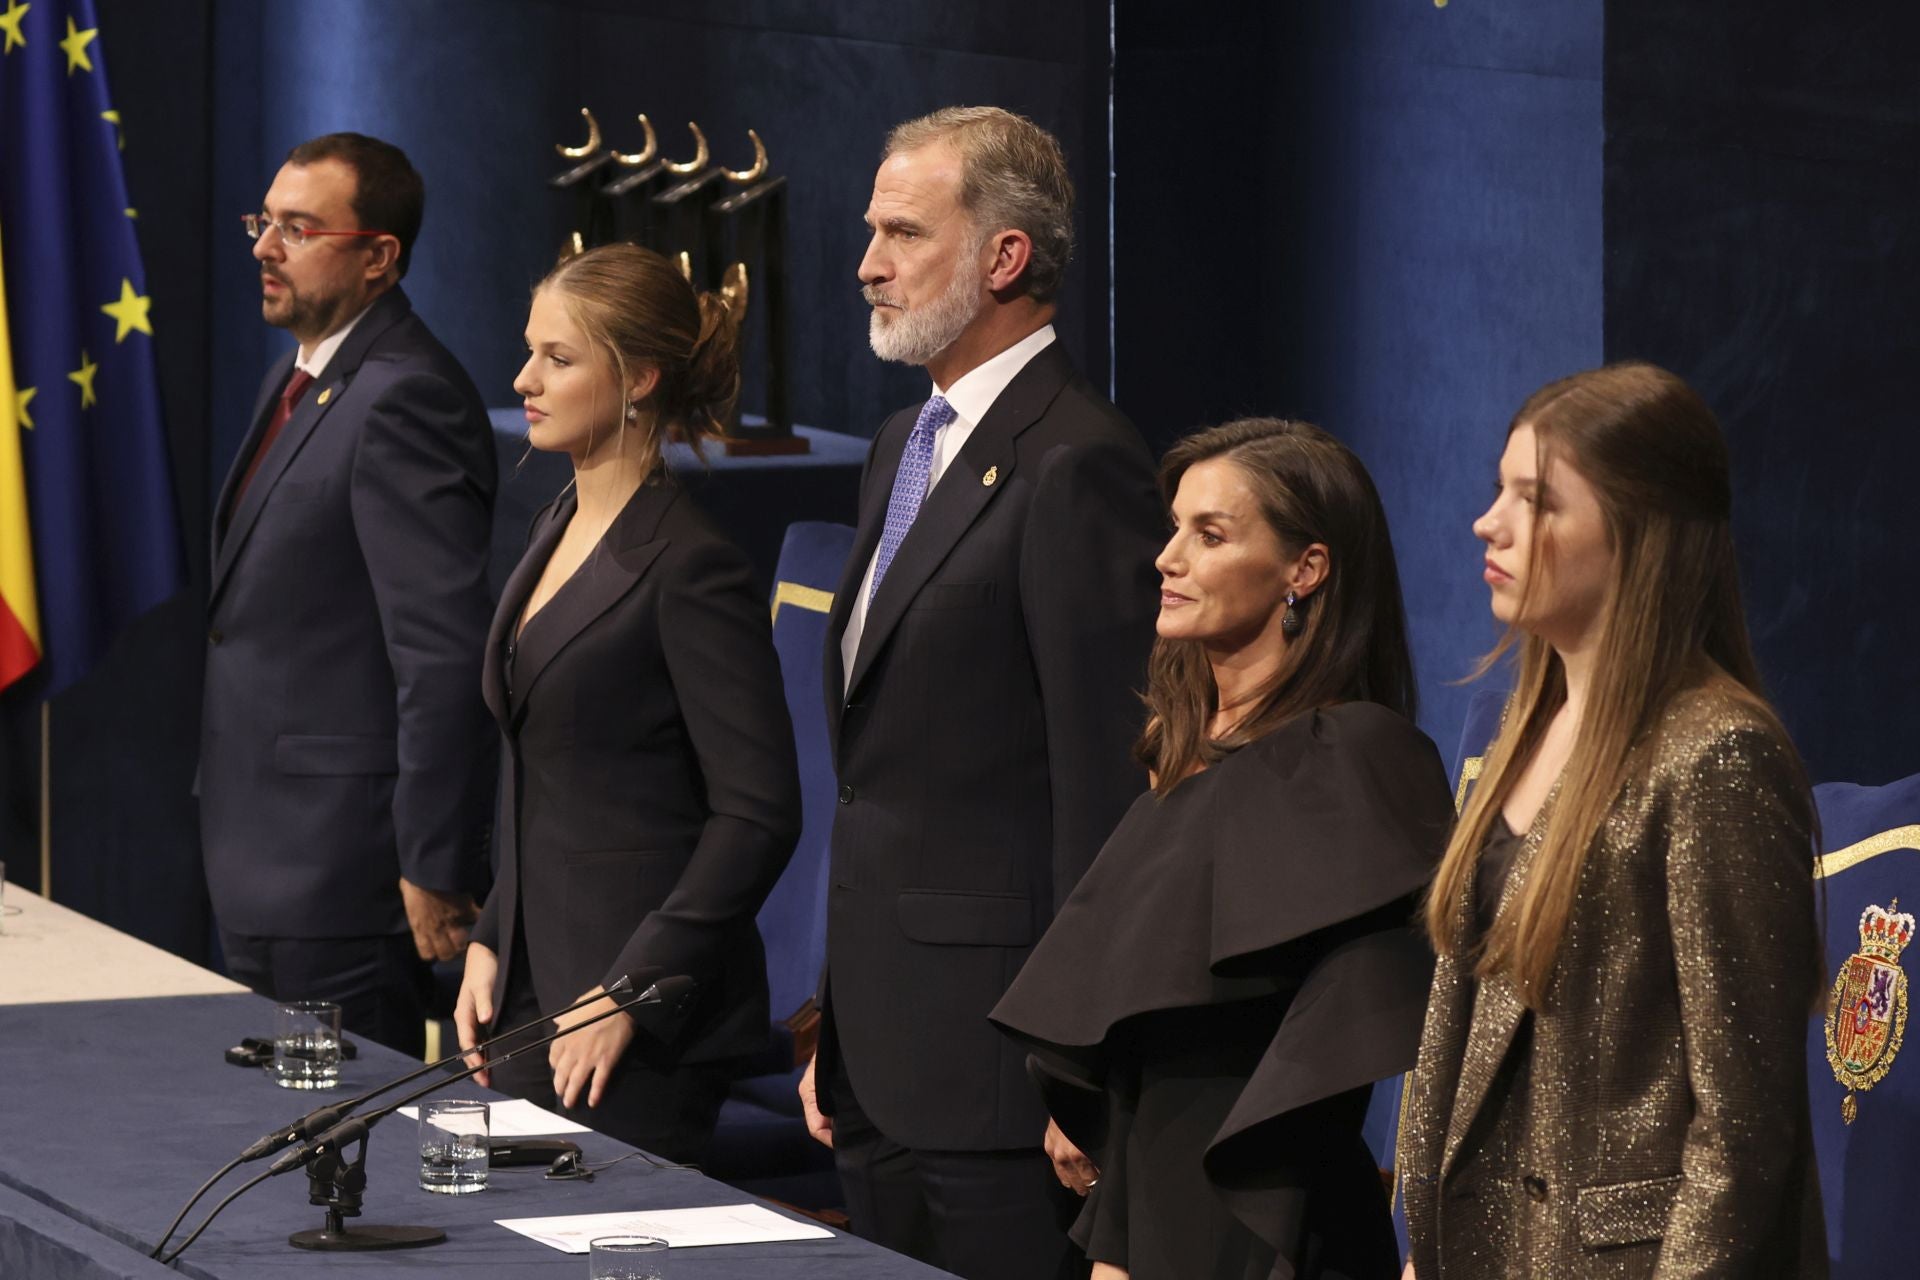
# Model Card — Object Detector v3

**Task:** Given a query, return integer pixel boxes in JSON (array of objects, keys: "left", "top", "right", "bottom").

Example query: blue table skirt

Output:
[{"left": 0, "top": 993, "right": 951, "bottom": 1279}]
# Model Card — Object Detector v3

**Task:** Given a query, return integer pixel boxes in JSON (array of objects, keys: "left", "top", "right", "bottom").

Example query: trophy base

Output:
[{"left": 289, "top": 1224, "right": 446, "bottom": 1251}]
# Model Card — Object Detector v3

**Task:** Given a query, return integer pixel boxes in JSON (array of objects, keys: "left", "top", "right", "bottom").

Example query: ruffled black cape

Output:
[{"left": 990, "top": 702, "right": 1452, "bottom": 1270}]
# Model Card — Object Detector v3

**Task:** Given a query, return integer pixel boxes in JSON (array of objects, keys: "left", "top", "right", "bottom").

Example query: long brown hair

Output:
[
  {"left": 534, "top": 243, "right": 742, "bottom": 480},
  {"left": 1137, "top": 418, "right": 1416, "bottom": 792},
  {"left": 1425, "top": 362, "right": 1808, "bottom": 1006}
]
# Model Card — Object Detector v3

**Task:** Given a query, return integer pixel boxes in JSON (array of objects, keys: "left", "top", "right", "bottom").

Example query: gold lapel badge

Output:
[
  {"left": 981, "top": 465, "right": 998, "bottom": 488},
  {"left": 1826, "top": 899, "right": 1912, "bottom": 1123},
  {"left": 316, "top": 387, "right": 332, "bottom": 406}
]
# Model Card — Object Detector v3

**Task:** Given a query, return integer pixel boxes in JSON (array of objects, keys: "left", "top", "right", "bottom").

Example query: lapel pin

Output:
[
  {"left": 316, "top": 387, "right": 332, "bottom": 406},
  {"left": 981, "top": 465, "right": 998, "bottom": 488}
]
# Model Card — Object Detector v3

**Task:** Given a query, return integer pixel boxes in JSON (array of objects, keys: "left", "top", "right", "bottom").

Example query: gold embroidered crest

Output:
[{"left": 1826, "top": 899, "right": 1911, "bottom": 1123}]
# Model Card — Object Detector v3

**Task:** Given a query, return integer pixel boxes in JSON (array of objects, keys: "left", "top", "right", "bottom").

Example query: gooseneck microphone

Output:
[
  {"left": 149, "top": 974, "right": 690, "bottom": 1260},
  {"left": 237, "top": 974, "right": 638, "bottom": 1166},
  {"left": 265, "top": 976, "right": 695, "bottom": 1178}
]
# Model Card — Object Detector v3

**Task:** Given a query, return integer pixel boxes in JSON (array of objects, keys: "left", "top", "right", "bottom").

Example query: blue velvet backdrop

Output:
[{"left": 1, "top": 2, "right": 1913, "bottom": 983}]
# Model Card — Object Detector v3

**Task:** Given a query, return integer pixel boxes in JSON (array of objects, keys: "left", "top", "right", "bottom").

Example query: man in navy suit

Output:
[
  {"left": 798, "top": 107, "right": 1164, "bottom": 1279},
  {"left": 199, "top": 134, "right": 496, "bottom": 1057}
]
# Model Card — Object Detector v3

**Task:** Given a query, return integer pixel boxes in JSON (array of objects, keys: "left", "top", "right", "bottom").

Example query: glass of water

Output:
[
  {"left": 270, "top": 1000, "right": 341, "bottom": 1089},
  {"left": 418, "top": 1098, "right": 490, "bottom": 1194},
  {"left": 589, "top": 1236, "right": 668, "bottom": 1279}
]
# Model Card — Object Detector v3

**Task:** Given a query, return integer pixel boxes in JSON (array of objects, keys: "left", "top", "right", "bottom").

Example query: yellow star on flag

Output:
[
  {"left": 68, "top": 351, "right": 100, "bottom": 409},
  {"left": 102, "top": 108, "right": 124, "bottom": 150},
  {"left": 58, "top": 13, "right": 95, "bottom": 74},
  {"left": 13, "top": 385, "right": 35, "bottom": 429},
  {"left": 0, "top": 1, "right": 29, "bottom": 55},
  {"left": 101, "top": 278, "right": 153, "bottom": 341}
]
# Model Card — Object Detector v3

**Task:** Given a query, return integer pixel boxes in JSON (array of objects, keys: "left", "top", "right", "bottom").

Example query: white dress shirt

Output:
[
  {"left": 295, "top": 299, "right": 377, "bottom": 380},
  {"left": 839, "top": 324, "right": 1057, "bottom": 690}
]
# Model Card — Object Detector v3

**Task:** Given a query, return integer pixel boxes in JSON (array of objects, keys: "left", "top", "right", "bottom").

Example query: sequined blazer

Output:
[{"left": 1399, "top": 685, "right": 1828, "bottom": 1279}]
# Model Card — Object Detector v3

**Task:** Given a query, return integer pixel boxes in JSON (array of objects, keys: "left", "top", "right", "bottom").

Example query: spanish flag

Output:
[{"left": 0, "top": 226, "right": 39, "bottom": 690}]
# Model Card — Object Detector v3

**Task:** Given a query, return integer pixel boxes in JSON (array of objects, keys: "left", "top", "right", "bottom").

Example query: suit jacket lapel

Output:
[
  {"left": 505, "top": 483, "right": 675, "bottom": 723},
  {"left": 1440, "top": 785, "right": 1563, "bottom": 1178},
  {"left": 210, "top": 288, "right": 414, "bottom": 605},
  {"left": 842, "top": 344, "right": 1073, "bottom": 700},
  {"left": 483, "top": 502, "right": 568, "bottom": 728}
]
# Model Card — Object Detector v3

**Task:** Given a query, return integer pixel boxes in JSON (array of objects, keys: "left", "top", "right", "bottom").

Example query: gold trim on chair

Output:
[
  {"left": 770, "top": 581, "right": 833, "bottom": 624},
  {"left": 1455, "top": 756, "right": 1484, "bottom": 815},
  {"left": 1816, "top": 825, "right": 1920, "bottom": 879}
]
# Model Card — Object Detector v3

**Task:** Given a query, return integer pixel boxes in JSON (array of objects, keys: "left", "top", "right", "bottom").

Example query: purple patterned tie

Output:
[{"left": 870, "top": 395, "right": 956, "bottom": 602}]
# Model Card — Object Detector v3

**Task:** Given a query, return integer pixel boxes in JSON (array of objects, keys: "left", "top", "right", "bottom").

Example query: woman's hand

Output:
[
  {"left": 1091, "top": 1264, "right": 1129, "bottom": 1280},
  {"left": 549, "top": 985, "right": 635, "bottom": 1109},
  {"left": 1045, "top": 1117, "right": 1100, "bottom": 1195},
  {"left": 452, "top": 942, "right": 499, "bottom": 1087}
]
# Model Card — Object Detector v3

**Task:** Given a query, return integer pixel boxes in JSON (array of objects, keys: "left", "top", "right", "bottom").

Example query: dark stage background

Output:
[{"left": 1, "top": 1, "right": 1913, "bottom": 968}]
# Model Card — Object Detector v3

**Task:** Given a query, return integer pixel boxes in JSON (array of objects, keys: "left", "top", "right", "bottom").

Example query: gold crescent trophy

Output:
[
  {"left": 550, "top": 108, "right": 615, "bottom": 253},
  {"left": 545, "top": 112, "right": 803, "bottom": 454},
  {"left": 709, "top": 128, "right": 800, "bottom": 453}
]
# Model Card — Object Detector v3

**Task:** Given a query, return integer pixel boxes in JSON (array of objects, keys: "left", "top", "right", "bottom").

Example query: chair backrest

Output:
[
  {"left": 757, "top": 521, "right": 856, "bottom": 1024},
  {"left": 1807, "top": 770, "right": 1920, "bottom": 1274}
]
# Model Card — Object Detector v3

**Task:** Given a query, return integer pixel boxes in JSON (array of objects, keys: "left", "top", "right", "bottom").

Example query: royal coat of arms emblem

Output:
[{"left": 1826, "top": 899, "right": 1913, "bottom": 1124}]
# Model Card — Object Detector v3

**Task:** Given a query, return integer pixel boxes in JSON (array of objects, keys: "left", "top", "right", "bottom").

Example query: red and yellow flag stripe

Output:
[{"left": 0, "top": 221, "right": 44, "bottom": 689}]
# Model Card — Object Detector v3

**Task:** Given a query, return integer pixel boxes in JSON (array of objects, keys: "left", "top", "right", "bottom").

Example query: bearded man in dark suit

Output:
[
  {"left": 798, "top": 107, "right": 1164, "bottom": 1280},
  {"left": 200, "top": 134, "right": 495, "bottom": 1057}
]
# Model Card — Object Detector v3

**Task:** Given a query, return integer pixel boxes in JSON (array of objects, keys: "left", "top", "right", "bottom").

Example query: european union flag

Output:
[{"left": 0, "top": 0, "right": 184, "bottom": 695}]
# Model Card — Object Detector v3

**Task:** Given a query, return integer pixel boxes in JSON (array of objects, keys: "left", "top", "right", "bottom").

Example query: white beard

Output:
[{"left": 867, "top": 260, "right": 986, "bottom": 366}]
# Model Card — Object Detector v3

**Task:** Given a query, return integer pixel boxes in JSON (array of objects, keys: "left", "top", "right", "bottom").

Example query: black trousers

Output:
[
  {"left": 824, "top": 1052, "right": 1084, "bottom": 1280},
  {"left": 218, "top": 929, "right": 429, "bottom": 1059},
  {"left": 485, "top": 962, "right": 728, "bottom": 1166}
]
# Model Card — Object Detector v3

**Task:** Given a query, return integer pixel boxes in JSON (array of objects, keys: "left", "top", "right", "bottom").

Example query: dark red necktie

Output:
[{"left": 232, "top": 367, "right": 315, "bottom": 513}]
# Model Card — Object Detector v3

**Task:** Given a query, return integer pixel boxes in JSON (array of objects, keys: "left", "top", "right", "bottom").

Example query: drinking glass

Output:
[
  {"left": 270, "top": 1000, "right": 341, "bottom": 1089},
  {"left": 589, "top": 1236, "right": 668, "bottom": 1279},
  {"left": 418, "top": 1098, "right": 490, "bottom": 1194}
]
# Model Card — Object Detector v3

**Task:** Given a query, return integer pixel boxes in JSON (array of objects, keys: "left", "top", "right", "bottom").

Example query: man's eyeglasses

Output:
[{"left": 242, "top": 213, "right": 392, "bottom": 249}]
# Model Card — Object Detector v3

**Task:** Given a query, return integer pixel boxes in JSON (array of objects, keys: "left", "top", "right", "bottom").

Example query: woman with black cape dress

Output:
[{"left": 992, "top": 419, "right": 1452, "bottom": 1280}]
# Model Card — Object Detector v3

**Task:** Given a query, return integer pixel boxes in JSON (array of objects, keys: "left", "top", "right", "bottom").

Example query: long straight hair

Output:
[
  {"left": 1425, "top": 362, "right": 1808, "bottom": 1006},
  {"left": 1137, "top": 418, "right": 1416, "bottom": 792}
]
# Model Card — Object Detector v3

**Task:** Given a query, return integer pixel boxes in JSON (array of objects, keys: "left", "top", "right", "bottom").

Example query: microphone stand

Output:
[
  {"left": 161, "top": 978, "right": 694, "bottom": 1262},
  {"left": 149, "top": 976, "right": 637, "bottom": 1258}
]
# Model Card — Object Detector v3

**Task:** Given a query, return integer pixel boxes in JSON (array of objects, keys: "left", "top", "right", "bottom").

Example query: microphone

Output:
[
  {"left": 266, "top": 976, "right": 695, "bottom": 1178},
  {"left": 152, "top": 974, "right": 669, "bottom": 1260},
  {"left": 237, "top": 974, "right": 639, "bottom": 1165}
]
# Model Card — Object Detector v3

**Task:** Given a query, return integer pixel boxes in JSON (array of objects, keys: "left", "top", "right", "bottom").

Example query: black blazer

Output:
[
  {"left": 472, "top": 481, "right": 802, "bottom": 1066},
  {"left": 199, "top": 287, "right": 497, "bottom": 938},
  {"left": 818, "top": 340, "right": 1165, "bottom": 1150}
]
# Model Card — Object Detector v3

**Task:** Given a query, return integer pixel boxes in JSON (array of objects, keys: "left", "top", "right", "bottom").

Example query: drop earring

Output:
[
  {"left": 1281, "top": 590, "right": 1303, "bottom": 637},
  {"left": 625, "top": 402, "right": 639, "bottom": 422}
]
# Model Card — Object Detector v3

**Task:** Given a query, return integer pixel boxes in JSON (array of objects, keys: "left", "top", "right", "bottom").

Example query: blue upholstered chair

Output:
[
  {"left": 1807, "top": 769, "right": 1920, "bottom": 1274},
  {"left": 701, "top": 521, "right": 855, "bottom": 1210}
]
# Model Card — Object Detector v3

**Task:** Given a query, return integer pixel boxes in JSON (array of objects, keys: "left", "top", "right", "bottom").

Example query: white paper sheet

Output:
[
  {"left": 396, "top": 1097, "right": 590, "bottom": 1136},
  {"left": 493, "top": 1203, "right": 834, "bottom": 1253}
]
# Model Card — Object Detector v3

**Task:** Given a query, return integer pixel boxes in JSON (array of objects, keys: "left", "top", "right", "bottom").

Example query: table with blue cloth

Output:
[
  {"left": 0, "top": 992, "right": 952, "bottom": 1279},
  {"left": 488, "top": 413, "right": 870, "bottom": 598}
]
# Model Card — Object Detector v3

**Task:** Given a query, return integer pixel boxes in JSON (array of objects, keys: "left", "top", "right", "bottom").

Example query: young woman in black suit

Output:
[{"left": 454, "top": 244, "right": 801, "bottom": 1162}]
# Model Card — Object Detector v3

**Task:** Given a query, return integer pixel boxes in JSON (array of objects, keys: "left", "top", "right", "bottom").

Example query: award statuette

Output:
[
  {"left": 601, "top": 114, "right": 674, "bottom": 249},
  {"left": 551, "top": 108, "right": 615, "bottom": 253},
  {"left": 708, "top": 128, "right": 801, "bottom": 454},
  {"left": 650, "top": 122, "right": 727, "bottom": 289}
]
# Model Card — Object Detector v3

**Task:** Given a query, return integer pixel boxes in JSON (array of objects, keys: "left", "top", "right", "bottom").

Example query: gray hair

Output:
[{"left": 885, "top": 106, "right": 1075, "bottom": 304}]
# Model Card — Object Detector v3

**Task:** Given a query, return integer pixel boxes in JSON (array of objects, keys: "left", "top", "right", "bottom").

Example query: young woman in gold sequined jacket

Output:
[{"left": 1397, "top": 363, "right": 1827, "bottom": 1279}]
